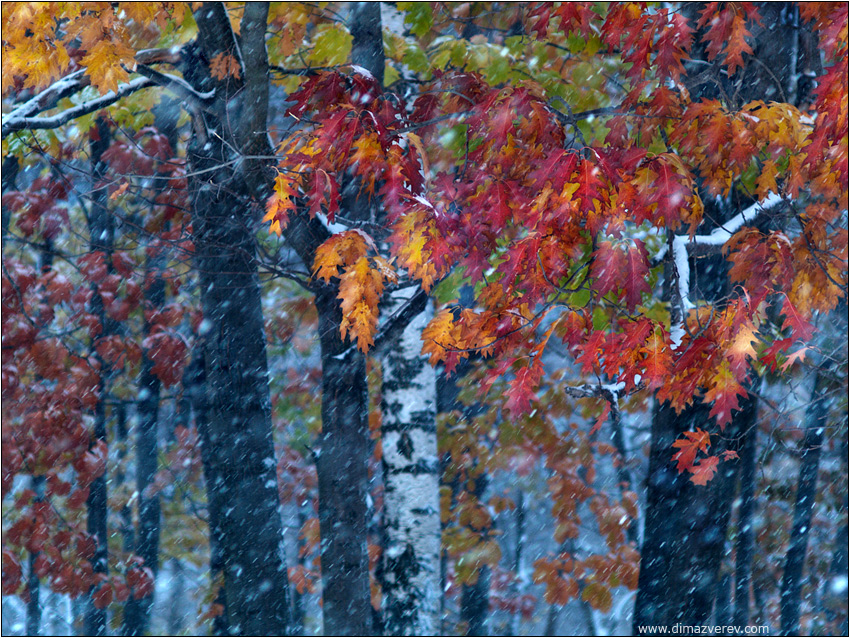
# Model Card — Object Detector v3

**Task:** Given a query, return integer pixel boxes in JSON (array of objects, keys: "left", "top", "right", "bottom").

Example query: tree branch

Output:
[
  {"left": 2, "top": 77, "right": 154, "bottom": 138},
  {"left": 373, "top": 288, "right": 429, "bottom": 354},
  {"left": 134, "top": 64, "right": 215, "bottom": 109}
]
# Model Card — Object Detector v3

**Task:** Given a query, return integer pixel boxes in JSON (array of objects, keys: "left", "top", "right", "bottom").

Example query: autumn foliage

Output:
[{"left": 1, "top": 0, "right": 847, "bottom": 633}]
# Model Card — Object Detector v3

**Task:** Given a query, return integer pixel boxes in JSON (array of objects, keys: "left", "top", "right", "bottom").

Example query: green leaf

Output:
[
  {"left": 310, "top": 24, "right": 353, "bottom": 66},
  {"left": 398, "top": 1, "right": 433, "bottom": 38},
  {"left": 402, "top": 43, "right": 430, "bottom": 74},
  {"left": 384, "top": 63, "right": 400, "bottom": 87}
]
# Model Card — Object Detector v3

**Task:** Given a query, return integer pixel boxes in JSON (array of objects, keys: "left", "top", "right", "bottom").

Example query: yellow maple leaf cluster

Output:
[
  {"left": 312, "top": 231, "right": 397, "bottom": 352},
  {"left": 263, "top": 171, "right": 299, "bottom": 236}
]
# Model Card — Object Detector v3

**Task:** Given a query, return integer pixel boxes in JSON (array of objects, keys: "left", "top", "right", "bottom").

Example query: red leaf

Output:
[
  {"left": 671, "top": 429, "right": 711, "bottom": 473},
  {"left": 689, "top": 455, "right": 720, "bottom": 486}
]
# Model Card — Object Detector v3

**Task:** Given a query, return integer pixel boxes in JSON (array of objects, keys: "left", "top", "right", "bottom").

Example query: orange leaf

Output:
[
  {"left": 671, "top": 428, "right": 711, "bottom": 473},
  {"left": 263, "top": 172, "right": 298, "bottom": 235},
  {"left": 689, "top": 455, "right": 720, "bottom": 486},
  {"left": 209, "top": 52, "right": 242, "bottom": 80},
  {"left": 337, "top": 257, "right": 385, "bottom": 352}
]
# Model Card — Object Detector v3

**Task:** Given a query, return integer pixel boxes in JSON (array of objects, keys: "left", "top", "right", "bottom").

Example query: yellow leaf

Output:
[
  {"left": 81, "top": 38, "right": 137, "bottom": 94},
  {"left": 263, "top": 171, "right": 298, "bottom": 235},
  {"left": 421, "top": 308, "right": 459, "bottom": 365},
  {"left": 338, "top": 257, "right": 384, "bottom": 352},
  {"left": 312, "top": 230, "right": 373, "bottom": 282}
]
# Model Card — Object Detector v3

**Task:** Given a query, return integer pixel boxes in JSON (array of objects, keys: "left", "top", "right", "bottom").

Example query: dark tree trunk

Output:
[
  {"left": 187, "top": 351, "right": 230, "bottom": 637},
  {"left": 779, "top": 367, "right": 828, "bottom": 635},
  {"left": 84, "top": 117, "right": 113, "bottom": 637},
  {"left": 1, "top": 155, "right": 19, "bottom": 248},
  {"left": 437, "top": 354, "right": 491, "bottom": 637},
  {"left": 460, "top": 566, "right": 491, "bottom": 637},
  {"left": 26, "top": 476, "right": 45, "bottom": 636},
  {"left": 734, "top": 415, "right": 758, "bottom": 627},
  {"left": 180, "top": 5, "right": 292, "bottom": 633},
  {"left": 714, "top": 573, "right": 732, "bottom": 628},
  {"left": 124, "top": 99, "right": 178, "bottom": 637},
  {"left": 186, "top": 160, "right": 290, "bottom": 634},
  {"left": 314, "top": 288, "right": 373, "bottom": 636}
]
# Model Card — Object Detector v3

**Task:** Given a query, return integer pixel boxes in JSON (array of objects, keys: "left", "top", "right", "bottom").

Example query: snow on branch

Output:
[
  {"left": 2, "top": 70, "right": 88, "bottom": 130},
  {"left": 690, "top": 191, "right": 785, "bottom": 247},
  {"left": 2, "top": 77, "right": 154, "bottom": 138},
  {"left": 133, "top": 65, "right": 215, "bottom": 108},
  {"left": 669, "top": 192, "right": 786, "bottom": 347}
]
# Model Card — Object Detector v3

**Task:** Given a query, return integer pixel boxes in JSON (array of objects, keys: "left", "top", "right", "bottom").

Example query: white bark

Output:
[{"left": 380, "top": 292, "right": 441, "bottom": 636}]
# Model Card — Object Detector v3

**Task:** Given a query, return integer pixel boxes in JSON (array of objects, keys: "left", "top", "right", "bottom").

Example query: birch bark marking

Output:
[{"left": 381, "top": 294, "right": 441, "bottom": 635}]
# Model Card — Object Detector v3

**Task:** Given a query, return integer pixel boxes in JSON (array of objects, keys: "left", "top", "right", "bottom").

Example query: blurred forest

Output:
[{"left": 1, "top": 2, "right": 847, "bottom": 636}]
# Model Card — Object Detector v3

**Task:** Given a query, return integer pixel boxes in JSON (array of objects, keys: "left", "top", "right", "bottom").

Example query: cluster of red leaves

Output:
[
  {"left": 2, "top": 119, "right": 193, "bottom": 603},
  {"left": 263, "top": 1, "right": 847, "bottom": 489}
]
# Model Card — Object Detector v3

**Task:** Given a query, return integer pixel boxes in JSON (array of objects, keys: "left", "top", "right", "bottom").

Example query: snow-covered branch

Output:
[
  {"left": 2, "top": 70, "right": 88, "bottom": 132},
  {"left": 667, "top": 192, "right": 787, "bottom": 347},
  {"left": 2, "top": 77, "right": 154, "bottom": 138},
  {"left": 134, "top": 65, "right": 215, "bottom": 109}
]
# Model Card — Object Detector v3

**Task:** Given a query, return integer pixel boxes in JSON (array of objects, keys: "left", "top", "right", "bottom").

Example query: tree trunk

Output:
[
  {"left": 84, "top": 117, "right": 113, "bottom": 637},
  {"left": 461, "top": 566, "right": 491, "bottom": 637},
  {"left": 314, "top": 287, "right": 373, "bottom": 635},
  {"left": 185, "top": 125, "right": 290, "bottom": 637},
  {"left": 734, "top": 414, "right": 758, "bottom": 627},
  {"left": 779, "top": 367, "right": 828, "bottom": 635},
  {"left": 437, "top": 353, "right": 492, "bottom": 636},
  {"left": 380, "top": 294, "right": 441, "bottom": 636},
  {"left": 179, "top": 6, "right": 293, "bottom": 631},
  {"left": 186, "top": 353, "right": 230, "bottom": 637},
  {"left": 26, "top": 476, "right": 45, "bottom": 636},
  {"left": 124, "top": 99, "right": 178, "bottom": 636}
]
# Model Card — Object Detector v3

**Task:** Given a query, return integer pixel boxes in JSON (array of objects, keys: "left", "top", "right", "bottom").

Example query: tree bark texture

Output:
[
  {"left": 186, "top": 353, "right": 230, "bottom": 637},
  {"left": 186, "top": 147, "right": 290, "bottom": 634},
  {"left": 380, "top": 295, "right": 441, "bottom": 636},
  {"left": 314, "top": 287, "right": 373, "bottom": 636},
  {"left": 734, "top": 415, "right": 758, "bottom": 628},
  {"left": 182, "top": 6, "right": 292, "bottom": 633}
]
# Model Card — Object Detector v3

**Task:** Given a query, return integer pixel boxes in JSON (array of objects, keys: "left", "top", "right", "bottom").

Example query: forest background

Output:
[{"left": 1, "top": 2, "right": 847, "bottom": 636}]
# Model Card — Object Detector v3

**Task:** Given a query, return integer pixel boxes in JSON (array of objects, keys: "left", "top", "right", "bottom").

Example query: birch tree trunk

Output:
[{"left": 380, "top": 294, "right": 441, "bottom": 635}]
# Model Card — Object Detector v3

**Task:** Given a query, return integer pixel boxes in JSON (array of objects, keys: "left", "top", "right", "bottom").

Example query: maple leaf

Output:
[
  {"left": 703, "top": 360, "right": 749, "bottom": 427},
  {"left": 590, "top": 240, "right": 651, "bottom": 311},
  {"left": 421, "top": 308, "right": 462, "bottom": 369},
  {"left": 312, "top": 230, "right": 373, "bottom": 282},
  {"left": 389, "top": 206, "right": 440, "bottom": 290},
  {"left": 781, "top": 296, "right": 815, "bottom": 342},
  {"left": 505, "top": 361, "right": 543, "bottom": 416},
  {"left": 724, "top": 319, "right": 759, "bottom": 377},
  {"left": 338, "top": 257, "right": 385, "bottom": 352},
  {"left": 689, "top": 455, "right": 720, "bottom": 486},
  {"left": 263, "top": 171, "right": 299, "bottom": 235},
  {"left": 697, "top": 3, "right": 759, "bottom": 76},
  {"left": 209, "top": 52, "right": 242, "bottom": 81},
  {"left": 80, "top": 38, "right": 137, "bottom": 94},
  {"left": 671, "top": 428, "right": 711, "bottom": 473},
  {"left": 642, "top": 327, "right": 672, "bottom": 391}
]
